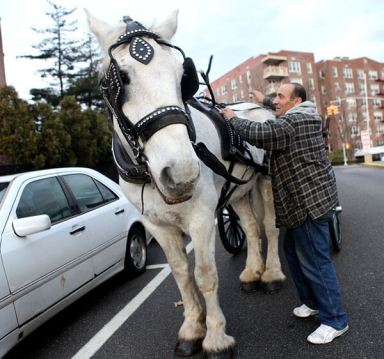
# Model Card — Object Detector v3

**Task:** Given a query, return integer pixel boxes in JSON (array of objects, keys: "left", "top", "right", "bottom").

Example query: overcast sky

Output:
[{"left": 1, "top": 0, "right": 384, "bottom": 100}]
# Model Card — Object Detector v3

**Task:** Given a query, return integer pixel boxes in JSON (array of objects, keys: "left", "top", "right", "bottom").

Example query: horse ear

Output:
[
  {"left": 151, "top": 9, "right": 179, "bottom": 40},
  {"left": 85, "top": 9, "right": 113, "bottom": 54}
]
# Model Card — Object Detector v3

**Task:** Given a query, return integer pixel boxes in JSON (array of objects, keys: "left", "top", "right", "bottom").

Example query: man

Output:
[{"left": 221, "top": 83, "right": 348, "bottom": 344}]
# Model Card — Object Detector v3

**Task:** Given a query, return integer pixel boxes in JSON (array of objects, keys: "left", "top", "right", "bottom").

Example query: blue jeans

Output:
[{"left": 284, "top": 211, "right": 348, "bottom": 330}]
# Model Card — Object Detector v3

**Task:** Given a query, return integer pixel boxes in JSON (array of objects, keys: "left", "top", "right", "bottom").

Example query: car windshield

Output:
[{"left": 0, "top": 182, "right": 10, "bottom": 206}]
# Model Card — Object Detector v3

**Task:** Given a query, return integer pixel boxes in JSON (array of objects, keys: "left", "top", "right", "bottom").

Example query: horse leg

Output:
[
  {"left": 190, "top": 208, "right": 235, "bottom": 358},
  {"left": 149, "top": 225, "right": 206, "bottom": 357},
  {"left": 258, "top": 177, "right": 286, "bottom": 293},
  {"left": 231, "top": 195, "right": 265, "bottom": 293}
]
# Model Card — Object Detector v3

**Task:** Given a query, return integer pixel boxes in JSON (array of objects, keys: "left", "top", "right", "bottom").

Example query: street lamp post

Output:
[
  {"left": 342, "top": 143, "right": 347, "bottom": 166},
  {"left": 363, "top": 72, "right": 371, "bottom": 136}
]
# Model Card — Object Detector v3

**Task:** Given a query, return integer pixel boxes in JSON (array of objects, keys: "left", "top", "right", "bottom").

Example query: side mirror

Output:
[{"left": 13, "top": 215, "right": 51, "bottom": 237}]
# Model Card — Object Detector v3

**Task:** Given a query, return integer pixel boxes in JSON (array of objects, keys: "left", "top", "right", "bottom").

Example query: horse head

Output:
[{"left": 86, "top": 10, "right": 200, "bottom": 204}]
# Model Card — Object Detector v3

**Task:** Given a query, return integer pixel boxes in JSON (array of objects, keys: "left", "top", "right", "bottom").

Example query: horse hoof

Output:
[
  {"left": 262, "top": 280, "right": 283, "bottom": 294},
  {"left": 240, "top": 281, "right": 260, "bottom": 293},
  {"left": 175, "top": 338, "right": 203, "bottom": 357},
  {"left": 204, "top": 347, "right": 235, "bottom": 359}
]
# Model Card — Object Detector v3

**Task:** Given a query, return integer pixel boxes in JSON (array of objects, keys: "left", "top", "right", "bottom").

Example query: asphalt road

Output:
[{"left": 4, "top": 165, "right": 384, "bottom": 359}]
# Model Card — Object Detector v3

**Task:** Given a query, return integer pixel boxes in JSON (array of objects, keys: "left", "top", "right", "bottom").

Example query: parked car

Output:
[{"left": 0, "top": 167, "right": 151, "bottom": 357}]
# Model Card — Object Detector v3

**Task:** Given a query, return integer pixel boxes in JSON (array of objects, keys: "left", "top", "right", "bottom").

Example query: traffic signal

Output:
[{"left": 326, "top": 105, "right": 339, "bottom": 116}]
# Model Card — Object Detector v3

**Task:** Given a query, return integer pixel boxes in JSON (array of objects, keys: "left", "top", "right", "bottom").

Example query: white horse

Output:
[{"left": 87, "top": 9, "right": 285, "bottom": 358}]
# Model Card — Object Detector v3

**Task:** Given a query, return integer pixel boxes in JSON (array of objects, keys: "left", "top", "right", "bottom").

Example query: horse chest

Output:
[{"left": 145, "top": 207, "right": 186, "bottom": 228}]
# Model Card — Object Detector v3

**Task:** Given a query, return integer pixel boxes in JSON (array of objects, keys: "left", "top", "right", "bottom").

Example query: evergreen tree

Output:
[
  {"left": 31, "top": 102, "right": 73, "bottom": 167},
  {"left": 58, "top": 96, "right": 111, "bottom": 167},
  {"left": 84, "top": 109, "right": 112, "bottom": 165},
  {"left": 67, "top": 34, "right": 104, "bottom": 109},
  {"left": 19, "top": 0, "right": 81, "bottom": 103},
  {"left": 0, "top": 87, "right": 40, "bottom": 167}
]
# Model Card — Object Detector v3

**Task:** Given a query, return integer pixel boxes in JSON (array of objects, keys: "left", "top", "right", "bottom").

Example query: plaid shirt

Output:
[{"left": 232, "top": 102, "right": 338, "bottom": 228}]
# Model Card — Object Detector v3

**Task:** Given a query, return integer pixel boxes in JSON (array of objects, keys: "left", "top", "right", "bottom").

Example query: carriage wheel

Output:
[
  {"left": 217, "top": 205, "right": 246, "bottom": 254},
  {"left": 329, "top": 207, "right": 342, "bottom": 252}
]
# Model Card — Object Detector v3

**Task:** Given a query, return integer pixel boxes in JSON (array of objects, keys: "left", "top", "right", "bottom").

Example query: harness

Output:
[
  {"left": 101, "top": 16, "right": 267, "bottom": 203},
  {"left": 101, "top": 16, "right": 199, "bottom": 185}
]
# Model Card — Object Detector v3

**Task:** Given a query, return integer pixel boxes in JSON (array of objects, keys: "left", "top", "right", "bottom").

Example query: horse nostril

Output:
[{"left": 160, "top": 167, "right": 176, "bottom": 189}]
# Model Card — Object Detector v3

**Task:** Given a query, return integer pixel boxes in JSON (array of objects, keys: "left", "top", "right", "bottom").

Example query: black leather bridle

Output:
[{"left": 101, "top": 16, "right": 199, "bottom": 184}]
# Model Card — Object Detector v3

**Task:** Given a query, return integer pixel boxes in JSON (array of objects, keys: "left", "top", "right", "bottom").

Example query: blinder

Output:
[{"left": 182, "top": 57, "right": 199, "bottom": 103}]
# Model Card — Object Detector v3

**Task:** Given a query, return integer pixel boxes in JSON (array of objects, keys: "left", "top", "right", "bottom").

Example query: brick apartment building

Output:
[
  {"left": 317, "top": 57, "right": 384, "bottom": 151},
  {"left": 209, "top": 50, "right": 384, "bottom": 154}
]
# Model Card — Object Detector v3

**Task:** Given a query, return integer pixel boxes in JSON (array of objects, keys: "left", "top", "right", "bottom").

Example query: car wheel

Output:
[{"left": 124, "top": 227, "right": 147, "bottom": 277}]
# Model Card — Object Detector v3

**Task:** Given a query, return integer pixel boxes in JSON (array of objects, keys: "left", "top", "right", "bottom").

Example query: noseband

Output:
[{"left": 101, "top": 16, "right": 198, "bottom": 184}]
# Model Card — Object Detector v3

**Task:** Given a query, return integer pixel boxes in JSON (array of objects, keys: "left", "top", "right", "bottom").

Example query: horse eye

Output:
[{"left": 120, "top": 71, "right": 130, "bottom": 85}]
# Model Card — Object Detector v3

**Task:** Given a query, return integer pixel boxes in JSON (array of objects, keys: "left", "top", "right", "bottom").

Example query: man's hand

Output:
[
  {"left": 220, "top": 107, "right": 236, "bottom": 120},
  {"left": 249, "top": 90, "right": 265, "bottom": 104}
]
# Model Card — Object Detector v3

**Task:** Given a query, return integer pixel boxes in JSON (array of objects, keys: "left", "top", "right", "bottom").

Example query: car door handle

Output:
[
  {"left": 114, "top": 209, "right": 125, "bottom": 215},
  {"left": 70, "top": 226, "right": 85, "bottom": 235}
]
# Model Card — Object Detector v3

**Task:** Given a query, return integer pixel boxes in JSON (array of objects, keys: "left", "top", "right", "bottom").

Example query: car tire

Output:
[{"left": 124, "top": 227, "right": 147, "bottom": 277}]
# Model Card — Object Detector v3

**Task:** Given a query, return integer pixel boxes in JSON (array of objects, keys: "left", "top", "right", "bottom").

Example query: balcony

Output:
[
  {"left": 265, "top": 82, "right": 281, "bottom": 96},
  {"left": 263, "top": 65, "right": 289, "bottom": 80},
  {"left": 262, "top": 55, "right": 287, "bottom": 65}
]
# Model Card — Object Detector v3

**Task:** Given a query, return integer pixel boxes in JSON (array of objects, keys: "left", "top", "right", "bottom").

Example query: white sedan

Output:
[{"left": 0, "top": 167, "right": 151, "bottom": 357}]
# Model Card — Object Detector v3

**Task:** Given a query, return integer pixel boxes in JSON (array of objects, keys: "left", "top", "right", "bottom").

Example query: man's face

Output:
[{"left": 273, "top": 84, "right": 301, "bottom": 117}]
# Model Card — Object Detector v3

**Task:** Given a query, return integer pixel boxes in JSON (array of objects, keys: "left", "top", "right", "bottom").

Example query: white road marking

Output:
[
  {"left": 71, "top": 241, "right": 194, "bottom": 359},
  {"left": 146, "top": 263, "right": 168, "bottom": 269}
]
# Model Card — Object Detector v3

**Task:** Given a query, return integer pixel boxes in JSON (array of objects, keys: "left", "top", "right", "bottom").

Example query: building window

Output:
[
  {"left": 335, "top": 82, "right": 340, "bottom": 91},
  {"left": 343, "top": 68, "right": 353, "bottom": 79},
  {"left": 359, "top": 84, "right": 365, "bottom": 94},
  {"left": 291, "top": 77, "right": 303, "bottom": 85},
  {"left": 240, "top": 90, "right": 244, "bottom": 99},
  {"left": 233, "top": 94, "right": 239, "bottom": 102},
  {"left": 368, "top": 70, "right": 378, "bottom": 80},
  {"left": 239, "top": 75, "right": 243, "bottom": 83},
  {"left": 288, "top": 61, "right": 301, "bottom": 73},
  {"left": 332, "top": 67, "right": 338, "bottom": 77},
  {"left": 372, "top": 98, "right": 381, "bottom": 107},
  {"left": 306, "top": 63, "right": 312, "bottom": 74},
  {"left": 370, "top": 84, "right": 379, "bottom": 95},
  {"left": 319, "top": 69, "right": 325, "bottom": 79},
  {"left": 231, "top": 79, "right": 237, "bottom": 90},
  {"left": 374, "top": 112, "right": 383, "bottom": 122},
  {"left": 348, "top": 113, "right": 357, "bottom": 122},
  {"left": 321, "top": 85, "right": 326, "bottom": 95},
  {"left": 357, "top": 69, "right": 365, "bottom": 80},
  {"left": 308, "top": 78, "right": 314, "bottom": 90},
  {"left": 345, "top": 83, "right": 355, "bottom": 93},
  {"left": 346, "top": 98, "right": 356, "bottom": 107},
  {"left": 220, "top": 85, "right": 227, "bottom": 95}
]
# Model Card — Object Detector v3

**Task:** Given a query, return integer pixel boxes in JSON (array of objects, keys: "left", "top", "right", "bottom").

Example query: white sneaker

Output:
[
  {"left": 307, "top": 324, "right": 349, "bottom": 344},
  {"left": 293, "top": 304, "right": 319, "bottom": 318}
]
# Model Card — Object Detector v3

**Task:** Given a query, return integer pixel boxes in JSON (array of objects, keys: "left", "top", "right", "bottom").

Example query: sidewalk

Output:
[{"left": 362, "top": 161, "right": 384, "bottom": 169}]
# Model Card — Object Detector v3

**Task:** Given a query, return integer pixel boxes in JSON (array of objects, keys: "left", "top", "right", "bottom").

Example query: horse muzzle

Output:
[{"left": 151, "top": 162, "right": 200, "bottom": 205}]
